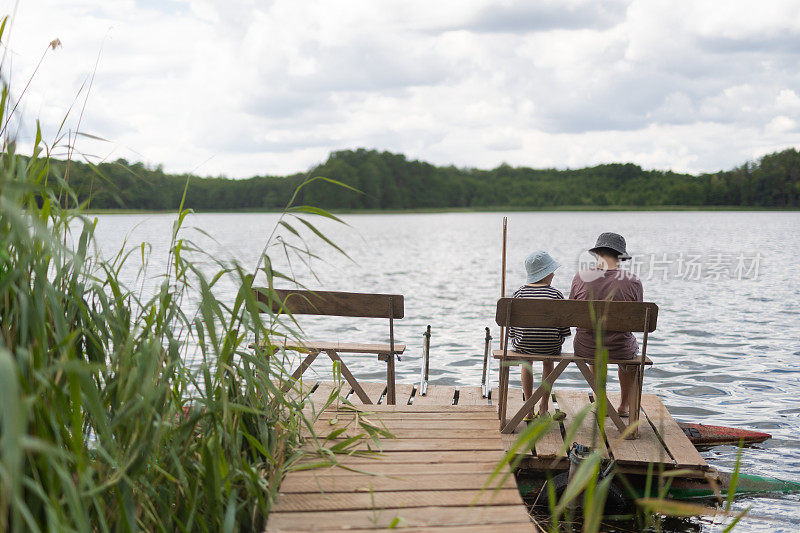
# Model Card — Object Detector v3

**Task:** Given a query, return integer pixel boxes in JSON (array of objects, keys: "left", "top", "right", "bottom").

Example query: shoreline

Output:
[{"left": 83, "top": 205, "right": 800, "bottom": 215}]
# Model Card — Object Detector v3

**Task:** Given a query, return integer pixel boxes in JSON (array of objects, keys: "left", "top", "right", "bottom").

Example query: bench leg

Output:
[
  {"left": 498, "top": 363, "right": 510, "bottom": 427},
  {"left": 628, "top": 367, "right": 642, "bottom": 439},
  {"left": 574, "top": 361, "right": 627, "bottom": 434},
  {"left": 501, "top": 360, "right": 569, "bottom": 434},
  {"left": 280, "top": 350, "right": 320, "bottom": 393},
  {"left": 324, "top": 350, "right": 372, "bottom": 404},
  {"left": 495, "top": 365, "right": 503, "bottom": 420},
  {"left": 386, "top": 353, "right": 396, "bottom": 405}
]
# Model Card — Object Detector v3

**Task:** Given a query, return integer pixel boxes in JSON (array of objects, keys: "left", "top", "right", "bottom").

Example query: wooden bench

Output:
[
  {"left": 494, "top": 298, "right": 658, "bottom": 437},
  {"left": 258, "top": 289, "right": 405, "bottom": 404}
]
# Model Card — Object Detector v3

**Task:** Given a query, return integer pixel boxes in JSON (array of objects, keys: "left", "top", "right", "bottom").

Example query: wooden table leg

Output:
[
  {"left": 496, "top": 363, "right": 504, "bottom": 420},
  {"left": 498, "top": 363, "right": 510, "bottom": 428},
  {"left": 324, "top": 350, "right": 372, "bottom": 404},
  {"left": 280, "top": 350, "right": 320, "bottom": 393},
  {"left": 386, "top": 352, "right": 396, "bottom": 405},
  {"left": 574, "top": 361, "right": 627, "bottom": 434},
  {"left": 629, "top": 366, "right": 642, "bottom": 439},
  {"left": 501, "top": 360, "right": 570, "bottom": 434}
]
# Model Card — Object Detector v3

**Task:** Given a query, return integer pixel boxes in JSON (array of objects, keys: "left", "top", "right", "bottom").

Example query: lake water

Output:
[{"left": 91, "top": 210, "right": 800, "bottom": 532}]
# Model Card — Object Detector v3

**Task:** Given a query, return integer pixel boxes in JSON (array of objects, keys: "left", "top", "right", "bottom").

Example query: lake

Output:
[{"left": 91, "top": 210, "right": 800, "bottom": 532}]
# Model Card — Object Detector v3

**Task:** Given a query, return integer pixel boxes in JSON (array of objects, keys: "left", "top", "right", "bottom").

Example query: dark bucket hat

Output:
[{"left": 589, "top": 232, "right": 631, "bottom": 261}]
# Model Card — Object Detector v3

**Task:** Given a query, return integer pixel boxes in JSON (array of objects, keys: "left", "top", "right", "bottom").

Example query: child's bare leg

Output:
[
  {"left": 539, "top": 360, "right": 554, "bottom": 415},
  {"left": 521, "top": 365, "right": 534, "bottom": 417}
]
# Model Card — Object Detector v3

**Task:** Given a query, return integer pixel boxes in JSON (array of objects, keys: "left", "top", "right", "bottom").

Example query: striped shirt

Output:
[{"left": 509, "top": 285, "right": 571, "bottom": 355}]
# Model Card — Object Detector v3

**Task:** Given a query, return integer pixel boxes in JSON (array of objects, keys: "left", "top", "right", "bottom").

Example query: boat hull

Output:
[
  {"left": 678, "top": 422, "right": 771, "bottom": 447},
  {"left": 518, "top": 471, "right": 800, "bottom": 503}
]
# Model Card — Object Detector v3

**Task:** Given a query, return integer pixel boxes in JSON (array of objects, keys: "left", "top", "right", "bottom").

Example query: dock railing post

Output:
[
  {"left": 481, "top": 327, "right": 492, "bottom": 398},
  {"left": 499, "top": 217, "right": 507, "bottom": 349},
  {"left": 386, "top": 297, "right": 397, "bottom": 405},
  {"left": 418, "top": 325, "right": 431, "bottom": 396}
]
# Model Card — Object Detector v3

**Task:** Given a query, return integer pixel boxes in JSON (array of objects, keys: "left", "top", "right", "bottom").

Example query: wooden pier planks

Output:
[
  {"left": 348, "top": 382, "right": 387, "bottom": 405},
  {"left": 457, "top": 386, "right": 486, "bottom": 405},
  {"left": 269, "top": 402, "right": 536, "bottom": 532},
  {"left": 297, "top": 450, "right": 506, "bottom": 466},
  {"left": 532, "top": 404, "right": 566, "bottom": 460},
  {"left": 490, "top": 386, "right": 525, "bottom": 415},
  {"left": 280, "top": 378, "right": 318, "bottom": 404},
  {"left": 278, "top": 380, "right": 708, "bottom": 532},
  {"left": 316, "top": 405, "right": 497, "bottom": 415},
  {"left": 603, "top": 393, "right": 674, "bottom": 466},
  {"left": 311, "top": 425, "right": 501, "bottom": 441},
  {"left": 279, "top": 472, "right": 518, "bottom": 493},
  {"left": 412, "top": 384, "right": 456, "bottom": 405},
  {"left": 639, "top": 394, "right": 707, "bottom": 469},
  {"left": 553, "top": 390, "right": 609, "bottom": 458},
  {"left": 273, "top": 488, "right": 524, "bottom": 511},
  {"left": 495, "top": 386, "right": 528, "bottom": 451},
  {"left": 267, "top": 505, "right": 534, "bottom": 531},
  {"left": 534, "top": 389, "right": 705, "bottom": 471},
  {"left": 306, "top": 381, "right": 344, "bottom": 411},
  {"left": 312, "top": 418, "right": 499, "bottom": 433},
  {"left": 302, "top": 437, "right": 504, "bottom": 453},
  {"left": 300, "top": 526, "right": 532, "bottom": 533},
  {"left": 288, "top": 462, "right": 501, "bottom": 477},
  {"left": 395, "top": 383, "right": 415, "bottom": 405},
  {"left": 309, "top": 383, "right": 705, "bottom": 470}
]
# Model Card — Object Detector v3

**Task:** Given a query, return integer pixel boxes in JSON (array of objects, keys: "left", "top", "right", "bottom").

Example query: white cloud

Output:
[
  {"left": 766, "top": 115, "right": 797, "bottom": 134},
  {"left": 4, "top": 0, "right": 800, "bottom": 177},
  {"left": 776, "top": 88, "right": 800, "bottom": 110}
]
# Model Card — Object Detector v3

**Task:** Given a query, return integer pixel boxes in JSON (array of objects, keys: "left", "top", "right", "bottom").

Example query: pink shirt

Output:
[{"left": 569, "top": 269, "right": 643, "bottom": 359}]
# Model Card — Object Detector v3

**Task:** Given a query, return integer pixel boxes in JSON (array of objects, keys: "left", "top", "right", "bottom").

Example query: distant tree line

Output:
[{"left": 56, "top": 148, "right": 800, "bottom": 210}]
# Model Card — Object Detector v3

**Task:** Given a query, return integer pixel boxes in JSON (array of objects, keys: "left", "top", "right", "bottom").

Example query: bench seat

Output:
[
  {"left": 494, "top": 297, "right": 659, "bottom": 437},
  {"left": 257, "top": 289, "right": 405, "bottom": 404},
  {"left": 270, "top": 339, "right": 406, "bottom": 356},
  {"left": 269, "top": 339, "right": 406, "bottom": 361},
  {"left": 492, "top": 349, "right": 652, "bottom": 366}
]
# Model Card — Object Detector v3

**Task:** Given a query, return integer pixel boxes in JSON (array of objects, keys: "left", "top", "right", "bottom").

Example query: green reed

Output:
[{"left": 0, "top": 19, "right": 378, "bottom": 530}]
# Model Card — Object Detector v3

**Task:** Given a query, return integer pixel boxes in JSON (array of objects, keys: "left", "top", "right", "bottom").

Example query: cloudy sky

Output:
[{"left": 5, "top": 0, "right": 800, "bottom": 178}]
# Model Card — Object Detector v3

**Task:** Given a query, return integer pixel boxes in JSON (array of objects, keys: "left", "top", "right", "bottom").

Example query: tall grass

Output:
[{"left": 0, "top": 22, "right": 366, "bottom": 531}]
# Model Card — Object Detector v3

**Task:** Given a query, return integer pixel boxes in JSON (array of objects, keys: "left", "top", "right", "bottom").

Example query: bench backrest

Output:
[
  {"left": 495, "top": 298, "right": 658, "bottom": 332},
  {"left": 258, "top": 289, "right": 404, "bottom": 319}
]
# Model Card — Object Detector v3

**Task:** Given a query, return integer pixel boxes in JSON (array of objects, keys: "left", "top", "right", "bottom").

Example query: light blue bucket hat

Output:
[{"left": 524, "top": 250, "right": 561, "bottom": 283}]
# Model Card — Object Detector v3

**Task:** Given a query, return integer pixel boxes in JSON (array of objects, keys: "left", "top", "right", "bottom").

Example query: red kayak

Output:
[{"left": 678, "top": 422, "right": 771, "bottom": 446}]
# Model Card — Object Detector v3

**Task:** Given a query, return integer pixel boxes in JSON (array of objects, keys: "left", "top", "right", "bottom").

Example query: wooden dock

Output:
[
  {"left": 496, "top": 385, "right": 708, "bottom": 473},
  {"left": 266, "top": 380, "right": 708, "bottom": 532},
  {"left": 268, "top": 399, "right": 535, "bottom": 530}
]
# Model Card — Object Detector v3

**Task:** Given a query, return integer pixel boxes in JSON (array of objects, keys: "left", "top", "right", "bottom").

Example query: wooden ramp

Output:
[{"left": 267, "top": 400, "right": 536, "bottom": 532}]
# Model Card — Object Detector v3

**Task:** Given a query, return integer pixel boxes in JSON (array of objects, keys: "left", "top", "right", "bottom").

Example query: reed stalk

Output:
[{"left": 0, "top": 20, "right": 376, "bottom": 530}]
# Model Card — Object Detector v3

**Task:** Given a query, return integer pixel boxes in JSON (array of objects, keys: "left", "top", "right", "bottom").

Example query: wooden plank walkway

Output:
[
  {"left": 492, "top": 388, "right": 707, "bottom": 472},
  {"left": 267, "top": 380, "right": 707, "bottom": 531},
  {"left": 292, "top": 381, "right": 705, "bottom": 471},
  {"left": 268, "top": 399, "right": 536, "bottom": 532}
]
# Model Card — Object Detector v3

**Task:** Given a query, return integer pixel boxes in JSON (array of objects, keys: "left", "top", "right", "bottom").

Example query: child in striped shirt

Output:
[{"left": 509, "top": 251, "right": 571, "bottom": 417}]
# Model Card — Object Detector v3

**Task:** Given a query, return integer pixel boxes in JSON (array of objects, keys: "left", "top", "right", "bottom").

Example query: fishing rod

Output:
[{"left": 499, "top": 216, "right": 507, "bottom": 348}]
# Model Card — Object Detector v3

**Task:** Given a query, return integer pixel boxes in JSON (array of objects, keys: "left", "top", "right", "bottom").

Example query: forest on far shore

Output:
[{"left": 57, "top": 147, "right": 800, "bottom": 210}]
